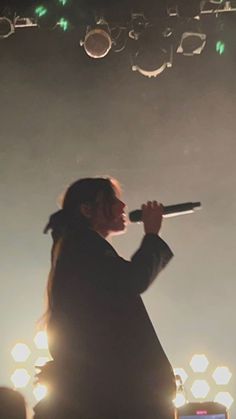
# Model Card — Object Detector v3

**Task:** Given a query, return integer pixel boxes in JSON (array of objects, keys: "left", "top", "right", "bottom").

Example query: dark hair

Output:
[
  {"left": 0, "top": 387, "right": 27, "bottom": 419},
  {"left": 40, "top": 176, "right": 121, "bottom": 329}
]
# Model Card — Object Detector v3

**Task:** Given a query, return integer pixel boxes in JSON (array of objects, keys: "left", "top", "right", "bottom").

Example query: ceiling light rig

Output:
[
  {"left": 130, "top": 20, "right": 173, "bottom": 78},
  {"left": 80, "top": 18, "right": 112, "bottom": 59},
  {"left": 0, "top": 0, "right": 236, "bottom": 77},
  {"left": 0, "top": 16, "right": 15, "bottom": 38}
]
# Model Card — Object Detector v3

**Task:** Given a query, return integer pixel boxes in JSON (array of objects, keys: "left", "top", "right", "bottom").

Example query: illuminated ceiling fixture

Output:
[
  {"left": 131, "top": 25, "right": 173, "bottom": 78},
  {"left": 0, "top": 17, "right": 15, "bottom": 39},
  {"left": 190, "top": 354, "right": 209, "bottom": 372},
  {"left": 191, "top": 379, "right": 210, "bottom": 399},
  {"left": 11, "top": 343, "right": 31, "bottom": 362},
  {"left": 212, "top": 366, "right": 232, "bottom": 385},
  {"left": 214, "top": 392, "right": 234, "bottom": 409},
  {"left": 80, "top": 19, "right": 112, "bottom": 59}
]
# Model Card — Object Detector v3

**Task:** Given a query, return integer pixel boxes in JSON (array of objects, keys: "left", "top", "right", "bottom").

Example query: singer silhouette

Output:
[{"left": 34, "top": 177, "right": 176, "bottom": 419}]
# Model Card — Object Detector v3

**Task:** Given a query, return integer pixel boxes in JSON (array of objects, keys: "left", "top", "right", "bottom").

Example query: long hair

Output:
[{"left": 40, "top": 177, "right": 121, "bottom": 330}]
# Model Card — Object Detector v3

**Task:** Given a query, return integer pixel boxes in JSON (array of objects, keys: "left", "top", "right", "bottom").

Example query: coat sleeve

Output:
[{"left": 79, "top": 233, "right": 174, "bottom": 295}]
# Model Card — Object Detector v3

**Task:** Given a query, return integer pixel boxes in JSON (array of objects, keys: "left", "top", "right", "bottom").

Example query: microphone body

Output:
[{"left": 129, "top": 202, "right": 201, "bottom": 222}]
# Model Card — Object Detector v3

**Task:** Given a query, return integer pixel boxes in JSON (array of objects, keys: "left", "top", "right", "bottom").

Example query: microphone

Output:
[{"left": 129, "top": 202, "right": 202, "bottom": 222}]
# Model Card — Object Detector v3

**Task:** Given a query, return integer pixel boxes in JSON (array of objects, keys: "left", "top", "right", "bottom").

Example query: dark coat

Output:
[{"left": 35, "top": 229, "right": 176, "bottom": 419}]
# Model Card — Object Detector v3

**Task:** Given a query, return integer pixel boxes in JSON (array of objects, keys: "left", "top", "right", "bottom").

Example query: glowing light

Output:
[
  {"left": 34, "top": 356, "right": 50, "bottom": 367},
  {"left": 191, "top": 380, "right": 210, "bottom": 399},
  {"left": 212, "top": 366, "right": 232, "bottom": 385},
  {"left": 173, "top": 393, "right": 187, "bottom": 408},
  {"left": 174, "top": 368, "right": 188, "bottom": 384},
  {"left": 58, "top": 0, "right": 68, "bottom": 5},
  {"left": 11, "top": 343, "right": 31, "bottom": 362},
  {"left": 11, "top": 369, "right": 31, "bottom": 388},
  {"left": 190, "top": 354, "right": 209, "bottom": 372},
  {"left": 58, "top": 18, "right": 69, "bottom": 31},
  {"left": 33, "top": 384, "right": 48, "bottom": 401},
  {"left": 34, "top": 331, "right": 48, "bottom": 349},
  {"left": 216, "top": 41, "right": 225, "bottom": 55},
  {"left": 35, "top": 6, "right": 48, "bottom": 18},
  {"left": 214, "top": 392, "right": 234, "bottom": 409}
]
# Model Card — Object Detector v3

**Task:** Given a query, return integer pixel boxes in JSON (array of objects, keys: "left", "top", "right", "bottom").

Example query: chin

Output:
[{"left": 111, "top": 223, "right": 127, "bottom": 235}]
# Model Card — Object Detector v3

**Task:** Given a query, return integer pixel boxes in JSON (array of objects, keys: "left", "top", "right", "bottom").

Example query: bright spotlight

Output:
[
  {"left": 33, "top": 384, "right": 48, "bottom": 401},
  {"left": 10, "top": 369, "right": 31, "bottom": 388},
  {"left": 213, "top": 367, "right": 232, "bottom": 385},
  {"left": 214, "top": 392, "right": 234, "bottom": 409},
  {"left": 190, "top": 354, "right": 209, "bottom": 372},
  {"left": 0, "top": 17, "right": 15, "bottom": 39},
  {"left": 81, "top": 21, "right": 112, "bottom": 59},
  {"left": 11, "top": 343, "right": 31, "bottom": 362},
  {"left": 174, "top": 368, "right": 188, "bottom": 384},
  {"left": 191, "top": 379, "right": 210, "bottom": 399},
  {"left": 173, "top": 393, "right": 187, "bottom": 408},
  {"left": 34, "top": 331, "right": 48, "bottom": 349}
]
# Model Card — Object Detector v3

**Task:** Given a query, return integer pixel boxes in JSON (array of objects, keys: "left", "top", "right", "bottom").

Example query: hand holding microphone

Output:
[{"left": 142, "top": 201, "right": 164, "bottom": 235}]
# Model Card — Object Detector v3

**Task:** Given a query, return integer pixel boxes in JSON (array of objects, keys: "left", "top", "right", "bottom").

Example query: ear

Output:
[{"left": 79, "top": 203, "right": 93, "bottom": 219}]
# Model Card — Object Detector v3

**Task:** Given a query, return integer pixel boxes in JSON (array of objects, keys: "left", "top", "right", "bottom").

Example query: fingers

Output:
[
  {"left": 141, "top": 201, "right": 163, "bottom": 235},
  {"left": 142, "top": 201, "right": 163, "bottom": 212}
]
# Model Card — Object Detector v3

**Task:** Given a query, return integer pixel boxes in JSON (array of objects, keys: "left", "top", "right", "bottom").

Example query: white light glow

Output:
[
  {"left": 11, "top": 343, "right": 31, "bottom": 362},
  {"left": 34, "top": 331, "right": 48, "bottom": 349},
  {"left": 191, "top": 379, "right": 210, "bottom": 398},
  {"left": 214, "top": 392, "right": 234, "bottom": 409},
  {"left": 173, "top": 393, "right": 187, "bottom": 408},
  {"left": 212, "top": 367, "right": 232, "bottom": 385},
  {"left": 10, "top": 368, "right": 31, "bottom": 388},
  {"left": 190, "top": 354, "right": 209, "bottom": 372},
  {"left": 33, "top": 384, "right": 48, "bottom": 401},
  {"left": 34, "top": 356, "right": 50, "bottom": 367}
]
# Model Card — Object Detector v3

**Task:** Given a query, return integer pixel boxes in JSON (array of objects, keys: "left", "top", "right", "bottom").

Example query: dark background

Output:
[{"left": 0, "top": 0, "right": 235, "bottom": 415}]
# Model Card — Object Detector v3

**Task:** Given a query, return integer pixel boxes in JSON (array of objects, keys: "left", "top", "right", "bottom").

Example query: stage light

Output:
[
  {"left": 174, "top": 368, "right": 188, "bottom": 384},
  {"left": 177, "top": 31, "right": 206, "bottom": 56},
  {"left": 81, "top": 21, "right": 112, "bottom": 59},
  {"left": 11, "top": 369, "right": 31, "bottom": 388},
  {"left": 191, "top": 379, "right": 210, "bottom": 399},
  {"left": 216, "top": 40, "right": 225, "bottom": 55},
  {"left": 34, "top": 331, "right": 48, "bottom": 350},
  {"left": 11, "top": 343, "right": 31, "bottom": 362},
  {"left": 35, "top": 5, "right": 48, "bottom": 18},
  {"left": 190, "top": 354, "right": 209, "bottom": 372},
  {"left": 0, "top": 17, "right": 15, "bottom": 39},
  {"left": 33, "top": 3, "right": 57, "bottom": 29},
  {"left": 57, "top": 17, "right": 70, "bottom": 31},
  {"left": 173, "top": 392, "right": 187, "bottom": 408},
  {"left": 131, "top": 26, "right": 173, "bottom": 78},
  {"left": 212, "top": 367, "right": 232, "bottom": 385},
  {"left": 214, "top": 392, "right": 234, "bottom": 409},
  {"left": 33, "top": 384, "right": 48, "bottom": 401},
  {"left": 34, "top": 356, "right": 50, "bottom": 367}
]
